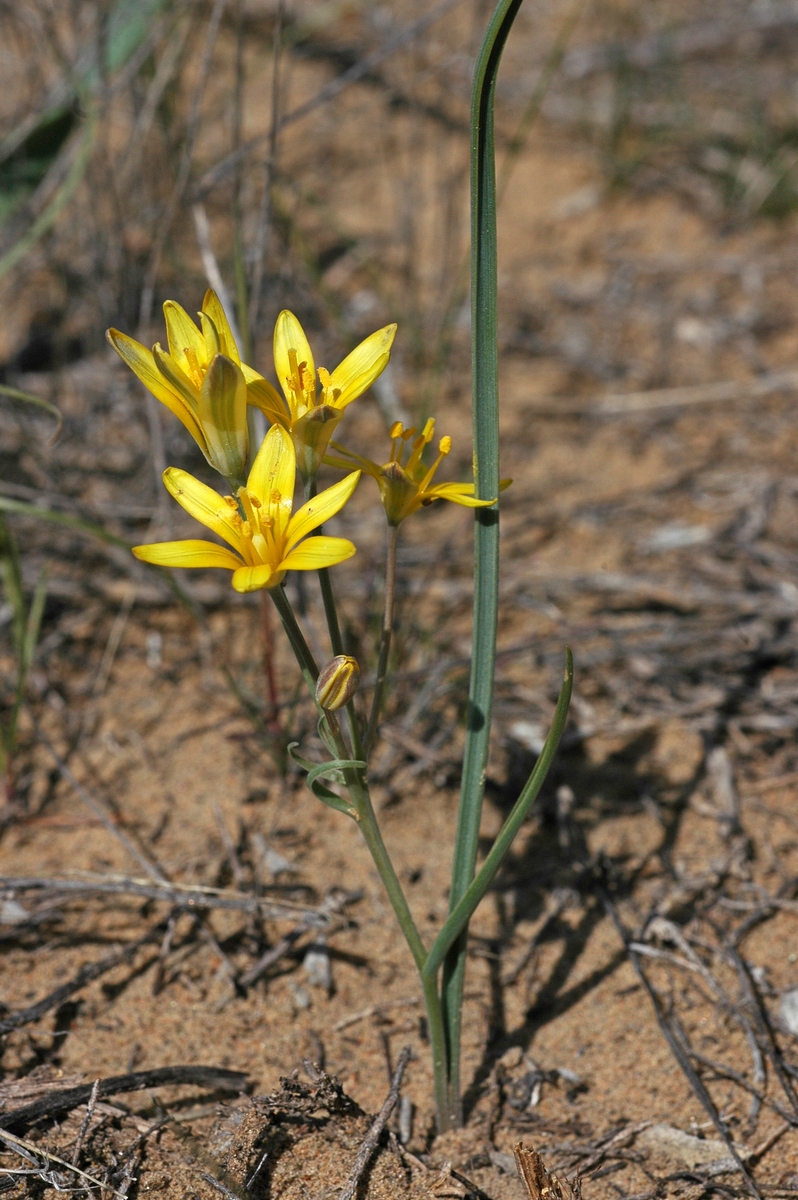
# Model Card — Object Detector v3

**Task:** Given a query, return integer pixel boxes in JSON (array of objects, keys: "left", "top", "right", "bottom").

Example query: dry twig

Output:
[{"left": 338, "top": 1045, "right": 412, "bottom": 1200}]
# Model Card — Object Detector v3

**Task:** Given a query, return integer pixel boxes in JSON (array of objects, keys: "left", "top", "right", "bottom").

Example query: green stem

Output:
[
  {"left": 270, "top": 584, "right": 319, "bottom": 692},
  {"left": 338, "top": 714, "right": 450, "bottom": 1126},
  {"left": 441, "top": 0, "right": 525, "bottom": 1128},
  {"left": 303, "top": 476, "right": 344, "bottom": 656},
  {"left": 271, "top": 571, "right": 452, "bottom": 1127},
  {"left": 364, "top": 522, "right": 398, "bottom": 757}
]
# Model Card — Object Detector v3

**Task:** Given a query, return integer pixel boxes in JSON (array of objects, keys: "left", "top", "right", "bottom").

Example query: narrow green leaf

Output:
[
  {"left": 287, "top": 741, "right": 364, "bottom": 819},
  {"left": 0, "top": 495, "right": 131, "bottom": 549},
  {"left": 426, "top": 650, "right": 573, "bottom": 980},
  {"left": 441, "top": 0, "right": 525, "bottom": 1118},
  {"left": 22, "top": 570, "right": 48, "bottom": 675},
  {"left": 0, "top": 384, "right": 63, "bottom": 441},
  {"left": 0, "top": 514, "right": 25, "bottom": 655}
]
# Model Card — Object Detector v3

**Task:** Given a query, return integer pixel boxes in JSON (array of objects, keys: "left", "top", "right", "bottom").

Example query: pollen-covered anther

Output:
[{"left": 439, "top": 436, "right": 452, "bottom": 455}]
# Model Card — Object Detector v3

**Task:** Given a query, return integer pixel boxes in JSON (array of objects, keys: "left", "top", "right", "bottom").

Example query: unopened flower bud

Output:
[{"left": 315, "top": 655, "right": 360, "bottom": 710}]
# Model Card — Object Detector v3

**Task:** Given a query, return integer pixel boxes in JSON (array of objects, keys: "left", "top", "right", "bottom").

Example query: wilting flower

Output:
[
  {"left": 255, "top": 311, "right": 396, "bottom": 482},
  {"left": 325, "top": 419, "right": 504, "bottom": 526},
  {"left": 133, "top": 424, "right": 360, "bottom": 593},
  {"left": 107, "top": 290, "right": 283, "bottom": 487}
]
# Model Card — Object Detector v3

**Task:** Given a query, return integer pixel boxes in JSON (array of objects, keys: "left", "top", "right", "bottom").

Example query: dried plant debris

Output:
[{"left": 513, "top": 1143, "right": 581, "bottom": 1200}]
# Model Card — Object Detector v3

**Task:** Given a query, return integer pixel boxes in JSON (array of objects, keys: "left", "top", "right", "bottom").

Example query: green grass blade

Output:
[
  {"left": 0, "top": 495, "right": 132, "bottom": 549},
  {"left": 440, "top": 0, "right": 525, "bottom": 1123},
  {"left": 9, "top": 569, "right": 49, "bottom": 748},
  {"left": 0, "top": 384, "right": 63, "bottom": 440},
  {"left": 22, "top": 570, "right": 48, "bottom": 676},
  {"left": 426, "top": 651, "right": 572, "bottom": 980},
  {"left": 0, "top": 496, "right": 203, "bottom": 621},
  {"left": 0, "top": 514, "right": 26, "bottom": 656}
]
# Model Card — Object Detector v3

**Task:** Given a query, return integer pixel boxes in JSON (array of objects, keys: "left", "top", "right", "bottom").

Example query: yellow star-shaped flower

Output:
[
  {"left": 325, "top": 419, "right": 505, "bottom": 526},
  {"left": 257, "top": 311, "right": 396, "bottom": 482},
  {"left": 133, "top": 424, "right": 360, "bottom": 593}
]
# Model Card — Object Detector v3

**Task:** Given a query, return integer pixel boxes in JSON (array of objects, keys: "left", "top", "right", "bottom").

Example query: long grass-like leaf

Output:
[
  {"left": 440, "top": 0, "right": 525, "bottom": 1123},
  {"left": 22, "top": 571, "right": 48, "bottom": 678},
  {"left": 0, "top": 514, "right": 25, "bottom": 656},
  {"left": 0, "top": 385, "right": 63, "bottom": 441},
  {"left": 426, "top": 651, "right": 573, "bottom": 980},
  {"left": 0, "top": 496, "right": 131, "bottom": 549}
]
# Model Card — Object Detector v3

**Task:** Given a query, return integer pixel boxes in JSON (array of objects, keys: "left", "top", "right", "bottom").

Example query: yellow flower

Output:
[
  {"left": 260, "top": 311, "right": 397, "bottom": 482},
  {"left": 133, "top": 424, "right": 361, "bottom": 593},
  {"left": 326, "top": 419, "right": 503, "bottom": 526},
  {"left": 107, "top": 289, "right": 284, "bottom": 487}
]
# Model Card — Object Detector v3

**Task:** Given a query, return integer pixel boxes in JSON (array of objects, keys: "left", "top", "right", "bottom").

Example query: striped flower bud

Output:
[{"left": 315, "top": 655, "right": 360, "bottom": 711}]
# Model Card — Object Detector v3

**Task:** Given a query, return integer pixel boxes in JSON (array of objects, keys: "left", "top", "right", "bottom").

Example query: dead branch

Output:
[{"left": 1, "top": 1065, "right": 249, "bottom": 1134}]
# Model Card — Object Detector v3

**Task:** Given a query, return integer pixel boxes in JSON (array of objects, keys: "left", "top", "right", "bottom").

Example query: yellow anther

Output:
[
  {"left": 249, "top": 494, "right": 262, "bottom": 509},
  {"left": 287, "top": 347, "right": 302, "bottom": 396},
  {"left": 318, "top": 367, "right": 332, "bottom": 387},
  {"left": 390, "top": 421, "right": 404, "bottom": 439},
  {"left": 439, "top": 435, "right": 452, "bottom": 455},
  {"left": 421, "top": 418, "right": 435, "bottom": 442},
  {"left": 223, "top": 496, "right": 238, "bottom": 509},
  {"left": 184, "top": 346, "right": 203, "bottom": 387}
]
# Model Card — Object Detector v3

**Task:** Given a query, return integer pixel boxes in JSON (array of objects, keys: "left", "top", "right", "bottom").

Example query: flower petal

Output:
[
  {"left": 328, "top": 323, "right": 396, "bottom": 408},
  {"left": 425, "top": 482, "right": 496, "bottom": 507},
  {"left": 285, "top": 470, "right": 361, "bottom": 553},
  {"left": 245, "top": 375, "right": 291, "bottom": 428},
  {"left": 280, "top": 536, "right": 356, "bottom": 572},
  {"left": 247, "top": 423, "right": 296, "bottom": 537},
  {"left": 132, "top": 539, "right": 242, "bottom": 570},
  {"left": 202, "top": 289, "right": 240, "bottom": 362},
  {"left": 152, "top": 346, "right": 200, "bottom": 412},
  {"left": 198, "top": 354, "right": 248, "bottom": 484},
  {"left": 232, "top": 563, "right": 274, "bottom": 592},
  {"left": 107, "top": 329, "right": 207, "bottom": 452},
  {"left": 274, "top": 310, "right": 315, "bottom": 409},
  {"left": 162, "top": 467, "right": 246, "bottom": 555},
  {"left": 163, "top": 301, "right": 206, "bottom": 374}
]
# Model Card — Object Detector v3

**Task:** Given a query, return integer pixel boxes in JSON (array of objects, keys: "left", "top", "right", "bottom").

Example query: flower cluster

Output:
[{"left": 110, "top": 292, "right": 501, "bottom": 592}]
